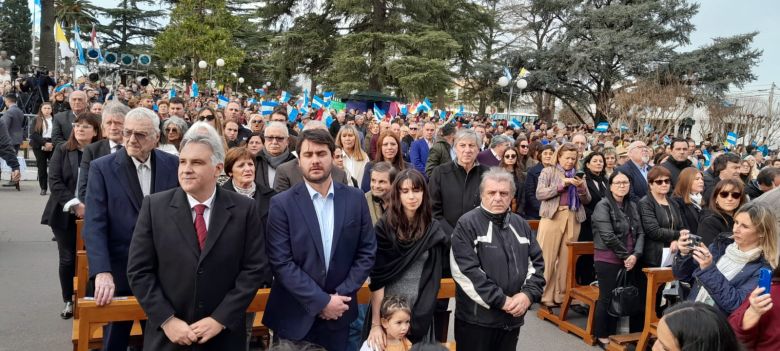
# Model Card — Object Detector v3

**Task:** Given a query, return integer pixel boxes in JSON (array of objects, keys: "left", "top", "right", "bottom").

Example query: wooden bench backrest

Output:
[
  {"left": 527, "top": 219, "right": 540, "bottom": 231},
  {"left": 642, "top": 267, "right": 675, "bottom": 326},
  {"left": 76, "top": 219, "right": 85, "bottom": 251},
  {"left": 565, "top": 241, "right": 594, "bottom": 290}
]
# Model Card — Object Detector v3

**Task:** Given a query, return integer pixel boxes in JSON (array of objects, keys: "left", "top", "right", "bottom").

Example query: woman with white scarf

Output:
[
  {"left": 673, "top": 201, "right": 778, "bottom": 316},
  {"left": 672, "top": 168, "right": 705, "bottom": 234}
]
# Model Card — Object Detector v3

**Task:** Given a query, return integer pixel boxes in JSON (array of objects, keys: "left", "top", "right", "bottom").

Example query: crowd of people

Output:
[{"left": 2, "top": 80, "right": 780, "bottom": 351}]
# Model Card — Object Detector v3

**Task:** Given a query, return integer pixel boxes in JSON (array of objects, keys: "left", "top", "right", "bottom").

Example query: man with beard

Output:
[{"left": 263, "top": 129, "right": 376, "bottom": 351}]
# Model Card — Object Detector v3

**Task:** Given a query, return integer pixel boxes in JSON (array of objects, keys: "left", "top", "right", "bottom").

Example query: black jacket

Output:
[
  {"left": 523, "top": 163, "right": 544, "bottom": 219},
  {"left": 581, "top": 171, "right": 609, "bottom": 241},
  {"left": 222, "top": 179, "right": 276, "bottom": 247},
  {"left": 702, "top": 170, "right": 719, "bottom": 206},
  {"left": 41, "top": 144, "right": 81, "bottom": 231},
  {"left": 450, "top": 207, "right": 545, "bottom": 329},
  {"left": 77, "top": 139, "right": 112, "bottom": 202},
  {"left": 672, "top": 196, "right": 702, "bottom": 235},
  {"left": 661, "top": 158, "right": 693, "bottom": 189},
  {"left": 592, "top": 196, "right": 645, "bottom": 260},
  {"left": 697, "top": 209, "right": 734, "bottom": 246},
  {"left": 429, "top": 161, "right": 489, "bottom": 232},
  {"left": 745, "top": 179, "right": 764, "bottom": 199},
  {"left": 0, "top": 118, "right": 19, "bottom": 169},
  {"left": 639, "top": 195, "right": 684, "bottom": 267}
]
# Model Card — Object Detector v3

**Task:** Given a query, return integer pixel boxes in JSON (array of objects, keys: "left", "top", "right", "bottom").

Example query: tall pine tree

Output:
[
  {"left": 0, "top": 0, "right": 33, "bottom": 70},
  {"left": 97, "top": 0, "right": 163, "bottom": 53}
]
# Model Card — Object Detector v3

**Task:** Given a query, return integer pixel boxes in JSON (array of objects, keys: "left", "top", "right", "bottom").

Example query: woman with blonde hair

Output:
[
  {"left": 536, "top": 143, "right": 591, "bottom": 307},
  {"left": 674, "top": 201, "right": 778, "bottom": 316},
  {"left": 337, "top": 125, "right": 369, "bottom": 188}
]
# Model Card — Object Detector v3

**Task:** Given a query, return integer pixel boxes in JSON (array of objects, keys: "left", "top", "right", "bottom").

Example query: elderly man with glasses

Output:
[
  {"left": 255, "top": 121, "right": 297, "bottom": 189},
  {"left": 476, "top": 134, "right": 514, "bottom": 168}
]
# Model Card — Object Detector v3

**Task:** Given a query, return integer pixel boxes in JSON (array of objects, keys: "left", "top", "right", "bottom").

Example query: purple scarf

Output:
[{"left": 560, "top": 165, "right": 581, "bottom": 211}]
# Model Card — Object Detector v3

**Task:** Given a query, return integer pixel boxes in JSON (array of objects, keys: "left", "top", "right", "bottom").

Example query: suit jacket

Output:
[
  {"left": 476, "top": 149, "right": 501, "bottom": 167},
  {"left": 222, "top": 179, "right": 276, "bottom": 245},
  {"left": 617, "top": 161, "right": 650, "bottom": 201},
  {"left": 272, "top": 158, "right": 349, "bottom": 193},
  {"left": 128, "top": 188, "right": 269, "bottom": 351},
  {"left": 365, "top": 191, "right": 384, "bottom": 225},
  {"left": 52, "top": 110, "right": 76, "bottom": 146},
  {"left": 262, "top": 182, "right": 377, "bottom": 340},
  {"left": 41, "top": 144, "right": 80, "bottom": 231},
  {"left": 0, "top": 118, "right": 18, "bottom": 169},
  {"left": 254, "top": 151, "right": 297, "bottom": 189},
  {"left": 409, "top": 139, "right": 430, "bottom": 175},
  {"left": 1, "top": 104, "right": 24, "bottom": 145},
  {"left": 77, "top": 139, "right": 112, "bottom": 202},
  {"left": 83, "top": 148, "right": 179, "bottom": 294}
]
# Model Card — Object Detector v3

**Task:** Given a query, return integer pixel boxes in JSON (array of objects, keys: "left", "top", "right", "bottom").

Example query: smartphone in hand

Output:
[{"left": 759, "top": 267, "right": 772, "bottom": 295}]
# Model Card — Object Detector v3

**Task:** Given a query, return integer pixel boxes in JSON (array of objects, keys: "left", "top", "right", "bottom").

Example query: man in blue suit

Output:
[
  {"left": 83, "top": 107, "right": 179, "bottom": 351},
  {"left": 263, "top": 129, "right": 376, "bottom": 351},
  {"left": 616, "top": 141, "right": 651, "bottom": 201},
  {"left": 409, "top": 122, "right": 436, "bottom": 177}
]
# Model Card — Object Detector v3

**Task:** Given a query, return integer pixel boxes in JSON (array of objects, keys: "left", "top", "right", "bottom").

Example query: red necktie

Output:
[{"left": 193, "top": 204, "right": 208, "bottom": 250}]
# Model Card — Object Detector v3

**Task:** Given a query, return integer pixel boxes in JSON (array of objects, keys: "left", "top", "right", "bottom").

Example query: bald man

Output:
[{"left": 52, "top": 90, "right": 88, "bottom": 146}]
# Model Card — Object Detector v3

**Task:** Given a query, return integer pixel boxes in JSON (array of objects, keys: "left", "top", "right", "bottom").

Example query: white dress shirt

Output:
[
  {"left": 42, "top": 117, "right": 52, "bottom": 139},
  {"left": 131, "top": 156, "right": 153, "bottom": 197},
  {"left": 187, "top": 188, "right": 217, "bottom": 231},
  {"left": 109, "top": 140, "right": 121, "bottom": 154}
]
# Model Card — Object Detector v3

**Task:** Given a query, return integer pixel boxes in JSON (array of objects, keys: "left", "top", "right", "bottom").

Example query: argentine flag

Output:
[
  {"left": 288, "top": 108, "right": 299, "bottom": 123},
  {"left": 595, "top": 122, "right": 609, "bottom": 133},
  {"left": 324, "top": 114, "right": 334, "bottom": 128},
  {"left": 217, "top": 95, "right": 229, "bottom": 109},
  {"left": 373, "top": 105, "right": 385, "bottom": 121},
  {"left": 247, "top": 98, "right": 258, "bottom": 105},
  {"left": 191, "top": 81, "right": 199, "bottom": 98},
  {"left": 416, "top": 98, "right": 432, "bottom": 113},
  {"left": 312, "top": 95, "right": 326, "bottom": 110},
  {"left": 323, "top": 92, "right": 334, "bottom": 101},
  {"left": 261, "top": 101, "right": 279, "bottom": 116},
  {"left": 703, "top": 148, "right": 711, "bottom": 167},
  {"left": 280, "top": 91, "right": 292, "bottom": 104},
  {"left": 169, "top": 88, "right": 176, "bottom": 99},
  {"left": 726, "top": 132, "right": 738, "bottom": 147},
  {"left": 454, "top": 105, "right": 465, "bottom": 117},
  {"left": 509, "top": 118, "right": 522, "bottom": 130},
  {"left": 399, "top": 104, "right": 408, "bottom": 116},
  {"left": 73, "top": 24, "right": 86, "bottom": 64}
]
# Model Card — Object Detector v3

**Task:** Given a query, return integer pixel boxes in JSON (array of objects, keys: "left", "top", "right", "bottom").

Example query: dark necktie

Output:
[{"left": 193, "top": 204, "right": 208, "bottom": 250}]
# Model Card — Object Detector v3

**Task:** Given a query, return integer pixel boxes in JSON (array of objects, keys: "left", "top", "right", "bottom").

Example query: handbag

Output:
[{"left": 608, "top": 268, "right": 641, "bottom": 317}]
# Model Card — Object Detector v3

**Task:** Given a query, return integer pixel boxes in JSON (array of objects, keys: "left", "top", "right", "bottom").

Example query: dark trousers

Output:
[
  {"left": 52, "top": 218, "right": 77, "bottom": 302},
  {"left": 274, "top": 318, "right": 350, "bottom": 351},
  {"left": 32, "top": 147, "right": 52, "bottom": 190},
  {"left": 454, "top": 318, "right": 520, "bottom": 351},
  {"left": 593, "top": 261, "right": 646, "bottom": 338}
]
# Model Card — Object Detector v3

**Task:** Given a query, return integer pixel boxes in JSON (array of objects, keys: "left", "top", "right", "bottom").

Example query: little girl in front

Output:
[{"left": 362, "top": 295, "right": 413, "bottom": 351}]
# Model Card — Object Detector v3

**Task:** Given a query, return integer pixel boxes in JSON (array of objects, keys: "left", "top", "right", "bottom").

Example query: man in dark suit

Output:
[
  {"left": 77, "top": 102, "right": 129, "bottom": 202},
  {"left": 263, "top": 129, "right": 376, "bottom": 351},
  {"left": 0, "top": 117, "right": 20, "bottom": 182},
  {"left": 52, "top": 90, "right": 88, "bottom": 146},
  {"left": 273, "top": 158, "right": 349, "bottom": 192},
  {"left": 616, "top": 141, "right": 651, "bottom": 201},
  {"left": 1, "top": 93, "right": 24, "bottom": 152},
  {"left": 83, "top": 107, "right": 179, "bottom": 351},
  {"left": 128, "top": 122, "right": 269, "bottom": 350},
  {"left": 410, "top": 122, "right": 435, "bottom": 176}
]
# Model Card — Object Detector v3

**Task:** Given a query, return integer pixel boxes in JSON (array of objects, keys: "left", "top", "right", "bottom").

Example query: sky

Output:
[{"left": 35, "top": 0, "right": 778, "bottom": 92}]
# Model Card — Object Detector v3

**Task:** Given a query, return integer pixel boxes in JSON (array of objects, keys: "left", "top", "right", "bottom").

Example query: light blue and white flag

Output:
[
  {"left": 73, "top": 24, "right": 86, "bottom": 64},
  {"left": 373, "top": 104, "right": 385, "bottom": 122},
  {"left": 323, "top": 92, "right": 334, "bottom": 101},
  {"left": 416, "top": 98, "right": 432, "bottom": 113},
  {"left": 279, "top": 91, "right": 292, "bottom": 104},
  {"left": 726, "top": 131, "right": 738, "bottom": 147},
  {"left": 324, "top": 114, "right": 334, "bottom": 128},
  {"left": 254, "top": 88, "right": 266, "bottom": 96},
  {"left": 54, "top": 83, "right": 72, "bottom": 93},
  {"left": 247, "top": 98, "right": 258, "bottom": 105},
  {"left": 439, "top": 110, "right": 447, "bottom": 120},
  {"left": 261, "top": 101, "right": 279, "bottom": 115},
  {"left": 454, "top": 105, "right": 465, "bottom": 117},
  {"left": 595, "top": 122, "right": 609, "bottom": 132},
  {"left": 399, "top": 104, "right": 408, "bottom": 116},
  {"left": 217, "top": 95, "right": 229, "bottom": 108},
  {"left": 503, "top": 67, "right": 512, "bottom": 81},
  {"left": 169, "top": 88, "right": 176, "bottom": 99},
  {"left": 288, "top": 108, "right": 299, "bottom": 123},
  {"left": 190, "top": 81, "right": 199, "bottom": 98},
  {"left": 703, "top": 148, "right": 711, "bottom": 167},
  {"left": 312, "top": 95, "right": 326, "bottom": 110},
  {"left": 509, "top": 118, "right": 522, "bottom": 130}
]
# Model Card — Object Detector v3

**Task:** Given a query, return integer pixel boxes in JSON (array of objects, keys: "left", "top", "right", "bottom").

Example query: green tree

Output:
[
  {"left": 55, "top": 0, "right": 98, "bottom": 30},
  {"left": 0, "top": 0, "right": 33, "bottom": 69},
  {"left": 96, "top": 0, "right": 164, "bottom": 53},
  {"left": 154, "top": 0, "right": 245, "bottom": 83}
]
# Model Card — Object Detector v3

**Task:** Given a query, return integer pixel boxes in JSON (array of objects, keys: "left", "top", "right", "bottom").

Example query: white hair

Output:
[
  {"left": 454, "top": 128, "right": 481, "bottom": 146},
  {"left": 480, "top": 167, "right": 516, "bottom": 196},
  {"left": 125, "top": 107, "right": 160, "bottom": 136},
  {"left": 180, "top": 122, "right": 225, "bottom": 166},
  {"left": 303, "top": 120, "right": 327, "bottom": 131},
  {"left": 265, "top": 121, "right": 289, "bottom": 137},
  {"left": 102, "top": 101, "right": 130, "bottom": 121}
]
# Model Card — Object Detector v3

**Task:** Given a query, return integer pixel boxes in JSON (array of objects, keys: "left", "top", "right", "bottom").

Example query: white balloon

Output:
[
  {"left": 497, "top": 76, "right": 509, "bottom": 87},
  {"left": 517, "top": 79, "right": 528, "bottom": 90}
]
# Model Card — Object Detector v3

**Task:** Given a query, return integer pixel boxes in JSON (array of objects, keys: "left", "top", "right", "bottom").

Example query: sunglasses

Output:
[
  {"left": 250, "top": 120, "right": 263, "bottom": 124},
  {"left": 410, "top": 127, "right": 418, "bottom": 130},
  {"left": 198, "top": 115, "right": 215, "bottom": 121},
  {"left": 164, "top": 128, "right": 179, "bottom": 133},
  {"left": 519, "top": 144, "right": 528, "bottom": 149},
  {"left": 718, "top": 191, "right": 742, "bottom": 200},
  {"left": 504, "top": 154, "right": 517, "bottom": 159},
  {"left": 652, "top": 179, "right": 671, "bottom": 185},
  {"left": 265, "top": 136, "right": 286, "bottom": 143}
]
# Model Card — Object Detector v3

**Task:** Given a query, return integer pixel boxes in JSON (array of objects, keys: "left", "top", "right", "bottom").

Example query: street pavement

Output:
[{"left": 0, "top": 180, "right": 599, "bottom": 350}]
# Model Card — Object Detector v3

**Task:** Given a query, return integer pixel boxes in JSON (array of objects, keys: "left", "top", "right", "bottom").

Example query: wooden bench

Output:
[
  {"left": 527, "top": 219, "right": 540, "bottom": 231},
  {"left": 75, "top": 278, "right": 457, "bottom": 351},
  {"left": 73, "top": 220, "right": 85, "bottom": 319},
  {"left": 635, "top": 267, "right": 675, "bottom": 351},
  {"left": 537, "top": 241, "right": 598, "bottom": 345}
]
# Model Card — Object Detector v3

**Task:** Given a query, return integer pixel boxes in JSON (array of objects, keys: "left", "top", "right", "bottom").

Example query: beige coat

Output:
[{"left": 536, "top": 166, "right": 591, "bottom": 222}]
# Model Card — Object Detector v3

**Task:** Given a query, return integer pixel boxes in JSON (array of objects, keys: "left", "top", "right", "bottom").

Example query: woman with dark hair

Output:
[
  {"left": 515, "top": 136, "right": 534, "bottom": 173},
  {"left": 51, "top": 91, "right": 69, "bottom": 114},
  {"left": 500, "top": 147, "right": 525, "bottom": 214},
  {"left": 578, "top": 151, "right": 608, "bottom": 285},
  {"left": 360, "top": 131, "right": 411, "bottom": 193},
  {"left": 698, "top": 179, "right": 747, "bottom": 245},
  {"left": 674, "top": 201, "right": 777, "bottom": 316},
  {"left": 640, "top": 166, "right": 686, "bottom": 268},
  {"left": 522, "top": 144, "right": 555, "bottom": 219},
  {"left": 729, "top": 251, "right": 780, "bottom": 350},
  {"left": 592, "top": 170, "right": 646, "bottom": 346},
  {"left": 365, "top": 169, "right": 449, "bottom": 348},
  {"left": 536, "top": 143, "right": 591, "bottom": 307},
  {"left": 41, "top": 112, "right": 102, "bottom": 319},
  {"left": 29, "top": 102, "right": 55, "bottom": 195},
  {"left": 246, "top": 133, "right": 264, "bottom": 157},
  {"left": 655, "top": 302, "right": 743, "bottom": 351},
  {"left": 672, "top": 168, "right": 705, "bottom": 234}
]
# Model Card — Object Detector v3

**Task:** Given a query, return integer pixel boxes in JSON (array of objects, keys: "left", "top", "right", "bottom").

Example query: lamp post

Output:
[{"left": 497, "top": 75, "right": 528, "bottom": 120}]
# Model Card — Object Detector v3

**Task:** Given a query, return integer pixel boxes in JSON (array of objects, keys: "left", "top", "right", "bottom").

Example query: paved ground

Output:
[{"left": 0, "top": 180, "right": 599, "bottom": 350}]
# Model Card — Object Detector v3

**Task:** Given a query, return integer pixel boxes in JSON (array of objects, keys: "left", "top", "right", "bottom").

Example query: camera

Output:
[{"left": 687, "top": 234, "right": 702, "bottom": 248}]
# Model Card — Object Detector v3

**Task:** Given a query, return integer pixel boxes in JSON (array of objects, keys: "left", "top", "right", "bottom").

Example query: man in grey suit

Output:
[
  {"left": 77, "top": 102, "right": 129, "bottom": 202},
  {"left": 52, "top": 90, "right": 88, "bottom": 146},
  {"left": 1, "top": 93, "right": 24, "bottom": 152}
]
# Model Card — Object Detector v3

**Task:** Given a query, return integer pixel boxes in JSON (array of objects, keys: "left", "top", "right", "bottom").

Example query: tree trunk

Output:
[
  {"left": 367, "top": 0, "right": 386, "bottom": 91},
  {"left": 39, "top": 0, "right": 56, "bottom": 71}
]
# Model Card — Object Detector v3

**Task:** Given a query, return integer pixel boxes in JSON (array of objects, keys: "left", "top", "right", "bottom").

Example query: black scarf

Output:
[
  {"left": 364, "top": 218, "right": 448, "bottom": 342},
  {"left": 585, "top": 168, "right": 608, "bottom": 196},
  {"left": 668, "top": 157, "right": 692, "bottom": 170}
]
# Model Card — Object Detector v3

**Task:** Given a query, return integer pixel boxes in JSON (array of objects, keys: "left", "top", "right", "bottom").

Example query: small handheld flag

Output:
[
  {"left": 169, "top": 88, "right": 176, "bottom": 99},
  {"left": 279, "top": 91, "right": 292, "bottom": 104},
  {"left": 217, "top": 95, "right": 229, "bottom": 109},
  {"left": 703, "top": 148, "right": 711, "bottom": 167},
  {"left": 191, "top": 81, "right": 199, "bottom": 98},
  {"left": 288, "top": 109, "right": 299, "bottom": 123},
  {"left": 726, "top": 131, "right": 738, "bottom": 147},
  {"left": 595, "top": 122, "right": 609, "bottom": 133},
  {"left": 325, "top": 114, "right": 334, "bottom": 128},
  {"left": 261, "top": 101, "right": 279, "bottom": 116},
  {"left": 416, "top": 98, "right": 432, "bottom": 113},
  {"left": 399, "top": 104, "right": 408, "bottom": 116},
  {"left": 373, "top": 104, "right": 385, "bottom": 122},
  {"left": 73, "top": 24, "right": 86, "bottom": 64},
  {"left": 312, "top": 95, "right": 326, "bottom": 110},
  {"left": 503, "top": 67, "right": 512, "bottom": 80},
  {"left": 509, "top": 118, "right": 521, "bottom": 130},
  {"left": 439, "top": 110, "right": 447, "bottom": 120},
  {"left": 323, "top": 92, "right": 334, "bottom": 101}
]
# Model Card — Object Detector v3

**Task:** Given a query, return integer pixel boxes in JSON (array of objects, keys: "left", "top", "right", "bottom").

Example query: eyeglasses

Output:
[
  {"left": 718, "top": 191, "right": 742, "bottom": 200},
  {"left": 519, "top": 144, "right": 528, "bottom": 149},
  {"left": 611, "top": 181, "right": 630, "bottom": 187},
  {"left": 164, "top": 128, "right": 179, "bottom": 133},
  {"left": 198, "top": 115, "right": 215, "bottom": 121},
  {"left": 72, "top": 123, "right": 94, "bottom": 130},
  {"left": 123, "top": 129, "right": 149, "bottom": 142},
  {"left": 410, "top": 127, "right": 418, "bottom": 130},
  {"left": 652, "top": 179, "right": 671, "bottom": 185},
  {"left": 250, "top": 120, "right": 263, "bottom": 124},
  {"left": 504, "top": 154, "right": 517, "bottom": 159},
  {"left": 265, "top": 136, "right": 286, "bottom": 143}
]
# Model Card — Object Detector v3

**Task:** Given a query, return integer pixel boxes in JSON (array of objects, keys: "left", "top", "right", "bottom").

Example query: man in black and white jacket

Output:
[{"left": 450, "top": 168, "right": 546, "bottom": 351}]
